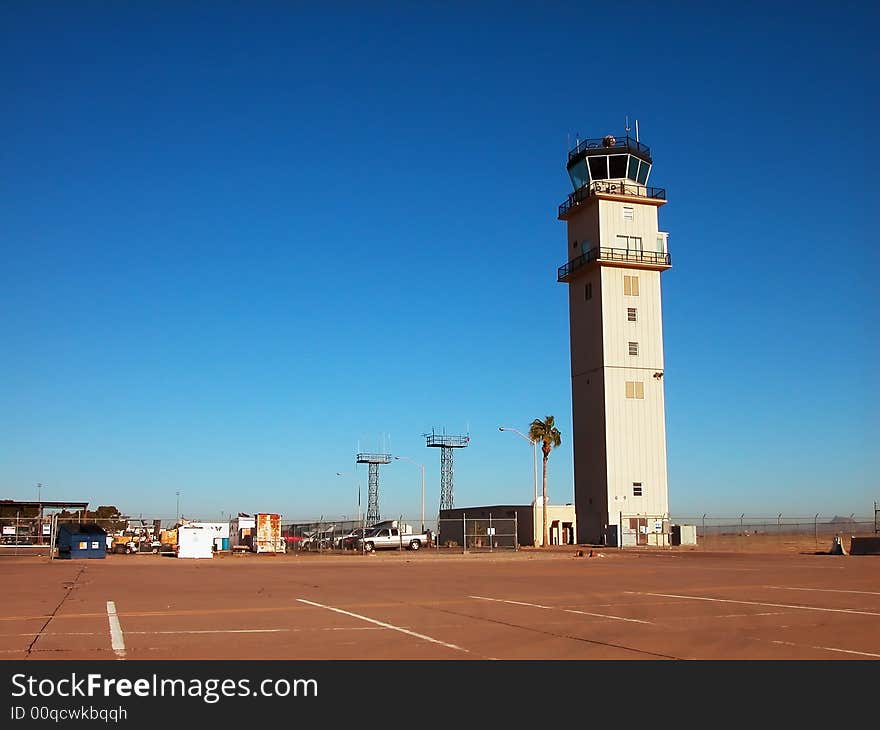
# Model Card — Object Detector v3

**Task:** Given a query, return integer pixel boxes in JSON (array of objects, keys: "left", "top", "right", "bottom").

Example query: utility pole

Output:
[{"left": 36, "top": 483, "right": 44, "bottom": 544}]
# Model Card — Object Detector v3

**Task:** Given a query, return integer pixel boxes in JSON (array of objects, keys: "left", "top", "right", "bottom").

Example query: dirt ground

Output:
[{"left": 2, "top": 542, "right": 878, "bottom": 661}]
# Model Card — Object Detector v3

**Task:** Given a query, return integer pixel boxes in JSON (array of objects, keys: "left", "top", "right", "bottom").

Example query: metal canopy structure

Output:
[
  {"left": 356, "top": 453, "right": 391, "bottom": 526},
  {"left": 424, "top": 430, "right": 469, "bottom": 514},
  {"left": 0, "top": 500, "right": 89, "bottom": 519}
]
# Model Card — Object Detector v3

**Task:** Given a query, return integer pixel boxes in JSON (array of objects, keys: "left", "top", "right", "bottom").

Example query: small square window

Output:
[
  {"left": 632, "top": 483, "right": 643, "bottom": 497},
  {"left": 627, "top": 307, "right": 637, "bottom": 322},
  {"left": 623, "top": 206, "right": 634, "bottom": 220},
  {"left": 628, "top": 341, "right": 639, "bottom": 356},
  {"left": 585, "top": 282, "right": 592, "bottom": 300}
]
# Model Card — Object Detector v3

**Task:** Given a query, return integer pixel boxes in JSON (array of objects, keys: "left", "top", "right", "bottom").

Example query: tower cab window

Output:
[{"left": 588, "top": 156, "right": 608, "bottom": 180}]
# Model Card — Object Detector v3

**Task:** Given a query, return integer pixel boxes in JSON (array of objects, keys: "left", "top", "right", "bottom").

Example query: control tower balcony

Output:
[
  {"left": 557, "top": 245, "right": 671, "bottom": 282},
  {"left": 558, "top": 179, "right": 667, "bottom": 220}
]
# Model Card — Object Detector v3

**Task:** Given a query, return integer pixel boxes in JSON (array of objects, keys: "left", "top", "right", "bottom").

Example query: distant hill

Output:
[{"left": 828, "top": 515, "right": 856, "bottom": 524}]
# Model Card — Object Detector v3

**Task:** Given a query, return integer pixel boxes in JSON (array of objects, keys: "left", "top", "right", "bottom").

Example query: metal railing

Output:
[
  {"left": 559, "top": 180, "right": 667, "bottom": 218},
  {"left": 557, "top": 246, "right": 671, "bottom": 281},
  {"left": 568, "top": 135, "right": 651, "bottom": 162}
]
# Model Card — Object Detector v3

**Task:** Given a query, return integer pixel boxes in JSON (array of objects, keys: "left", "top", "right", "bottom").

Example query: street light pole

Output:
[
  {"left": 176, "top": 491, "right": 180, "bottom": 523},
  {"left": 337, "top": 471, "right": 364, "bottom": 554},
  {"left": 499, "top": 427, "right": 538, "bottom": 507},
  {"left": 336, "top": 472, "right": 361, "bottom": 529},
  {"left": 36, "top": 483, "right": 44, "bottom": 545},
  {"left": 499, "top": 426, "right": 540, "bottom": 547},
  {"left": 394, "top": 456, "right": 425, "bottom": 533}
]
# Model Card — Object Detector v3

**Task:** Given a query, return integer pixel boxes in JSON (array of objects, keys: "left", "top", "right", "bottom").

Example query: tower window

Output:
[
  {"left": 623, "top": 206, "right": 634, "bottom": 220},
  {"left": 632, "top": 483, "right": 643, "bottom": 497},
  {"left": 628, "top": 341, "right": 639, "bottom": 356},
  {"left": 625, "top": 381, "right": 644, "bottom": 399},
  {"left": 627, "top": 155, "right": 640, "bottom": 181},
  {"left": 572, "top": 239, "right": 577, "bottom": 249},
  {"left": 627, "top": 307, "right": 637, "bottom": 322},
  {"left": 609, "top": 155, "right": 628, "bottom": 178},
  {"left": 617, "top": 235, "right": 642, "bottom": 251},
  {"left": 585, "top": 282, "right": 592, "bottom": 300},
  {"left": 588, "top": 156, "right": 608, "bottom": 180},
  {"left": 624, "top": 275, "right": 640, "bottom": 296}
]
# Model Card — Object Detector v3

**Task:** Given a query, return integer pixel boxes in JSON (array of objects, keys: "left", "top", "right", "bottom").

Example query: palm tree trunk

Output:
[{"left": 542, "top": 455, "right": 549, "bottom": 547}]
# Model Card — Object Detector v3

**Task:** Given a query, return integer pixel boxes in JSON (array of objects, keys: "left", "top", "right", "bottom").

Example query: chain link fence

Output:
[
  {"left": 667, "top": 514, "right": 876, "bottom": 553},
  {"left": 436, "top": 515, "right": 518, "bottom": 553},
  {"left": 5, "top": 511, "right": 876, "bottom": 558}
]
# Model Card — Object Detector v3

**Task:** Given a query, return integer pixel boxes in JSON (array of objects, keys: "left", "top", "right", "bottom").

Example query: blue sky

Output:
[{"left": 2, "top": 2, "right": 877, "bottom": 522}]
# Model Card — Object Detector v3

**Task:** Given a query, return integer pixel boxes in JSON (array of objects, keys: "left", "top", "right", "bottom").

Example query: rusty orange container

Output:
[{"left": 255, "top": 513, "right": 282, "bottom": 553}]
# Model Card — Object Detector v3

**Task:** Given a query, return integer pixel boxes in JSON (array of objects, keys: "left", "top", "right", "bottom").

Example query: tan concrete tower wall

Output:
[
  {"left": 564, "top": 186, "right": 670, "bottom": 544},
  {"left": 600, "top": 265, "right": 669, "bottom": 524}
]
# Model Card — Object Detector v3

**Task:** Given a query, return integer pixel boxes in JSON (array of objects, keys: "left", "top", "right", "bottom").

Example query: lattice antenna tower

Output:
[
  {"left": 356, "top": 452, "right": 392, "bottom": 526},
  {"left": 424, "top": 428, "right": 470, "bottom": 513}
]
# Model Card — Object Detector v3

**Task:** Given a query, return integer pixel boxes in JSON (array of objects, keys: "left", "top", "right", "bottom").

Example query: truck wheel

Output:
[
  {"left": 409, "top": 540, "right": 421, "bottom": 551},
  {"left": 151, "top": 546, "right": 159, "bottom": 554},
  {"left": 364, "top": 542, "right": 375, "bottom": 553}
]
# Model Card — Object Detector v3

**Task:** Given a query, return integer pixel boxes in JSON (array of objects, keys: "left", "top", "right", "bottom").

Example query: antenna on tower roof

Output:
[
  {"left": 625, "top": 115, "right": 630, "bottom": 134},
  {"left": 635, "top": 119, "right": 640, "bottom": 142}
]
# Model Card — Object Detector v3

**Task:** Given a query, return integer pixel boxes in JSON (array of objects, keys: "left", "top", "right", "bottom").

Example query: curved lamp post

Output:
[{"left": 498, "top": 426, "right": 538, "bottom": 507}]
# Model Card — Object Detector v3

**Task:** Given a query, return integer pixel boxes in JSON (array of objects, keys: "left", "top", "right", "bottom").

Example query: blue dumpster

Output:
[
  {"left": 221, "top": 537, "right": 229, "bottom": 550},
  {"left": 57, "top": 523, "right": 107, "bottom": 559}
]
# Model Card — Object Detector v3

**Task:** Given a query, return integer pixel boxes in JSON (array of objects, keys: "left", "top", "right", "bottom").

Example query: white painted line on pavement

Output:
[
  {"left": 626, "top": 591, "right": 880, "bottom": 617},
  {"left": 106, "top": 601, "right": 126, "bottom": 659},
  {"left": 297, "top": 599, "right": 469, "bottom": 653},
  {"left": 765, "top": 586, "right": 880, "bottom": 596},
  {"left": 470, "top": 595, "right": 652, "bottom": 624},
  {"left": 766, "top": 639, "right": 880, "bottom": 658}
]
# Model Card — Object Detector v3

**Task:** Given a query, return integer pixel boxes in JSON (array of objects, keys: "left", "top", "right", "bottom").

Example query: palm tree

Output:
[{"left": 529, "top": 415, "right": 562, "bottom": 547}]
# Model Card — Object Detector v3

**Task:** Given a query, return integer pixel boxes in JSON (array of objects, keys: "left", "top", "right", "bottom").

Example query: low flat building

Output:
[{"left": 439, "top": 504, "right": 577, "bottom": 547}]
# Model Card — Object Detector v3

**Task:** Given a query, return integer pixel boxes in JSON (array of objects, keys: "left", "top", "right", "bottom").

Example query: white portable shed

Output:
[{"left": 177, "top": 525, "right": 215, "bottom": 559}]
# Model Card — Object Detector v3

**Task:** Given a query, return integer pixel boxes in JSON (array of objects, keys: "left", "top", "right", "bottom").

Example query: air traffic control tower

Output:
[{"left": 556, "top": 132, "right": 671, "bottom": 545}]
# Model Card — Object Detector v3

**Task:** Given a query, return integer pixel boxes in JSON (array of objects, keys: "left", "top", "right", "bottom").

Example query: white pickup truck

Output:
[{"left": 357, "top": 525, "right": 429, "bottom": 552}]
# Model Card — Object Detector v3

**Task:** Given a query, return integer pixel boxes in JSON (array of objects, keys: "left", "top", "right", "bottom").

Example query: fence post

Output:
[
  {"left": 489, "top": 513, "right": 493, "bottom": 552},
  {"left": 49, "top": 514, "right": 56, "bottom": 561},
  {"left": 702, "top": 514, "right": 706, "bottom": 547},
  {"left": 814, "top": 513, "right": 819, "bottom": 550},
  {"left": 514, "top": 512, "right": 518, "bottom": 551},
  {"left": 462, "top": 514, "right": 467, "bottom": 555},
  {"left": 740, "top": 514, "right": 744, "bottom": 537}
]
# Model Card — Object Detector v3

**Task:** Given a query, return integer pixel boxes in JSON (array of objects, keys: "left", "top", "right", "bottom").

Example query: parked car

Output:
[
  {"left": 341, "top": 528, "right": 367, "bottom": 550},
  {"left": 356, "top": 523, "right": 429, "bottom": 552}
]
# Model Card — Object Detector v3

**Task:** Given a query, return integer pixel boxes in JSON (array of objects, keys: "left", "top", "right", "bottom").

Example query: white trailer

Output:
[
  {"left": 176, "top": 525, "right": 214, "bottom": 559},
  {"left": 188, "top": 521, "right": 229, "bottom": 551}
]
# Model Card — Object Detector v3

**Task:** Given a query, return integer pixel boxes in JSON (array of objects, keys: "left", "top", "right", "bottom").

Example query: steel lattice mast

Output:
[
  {"left": 425, "top": 430, "right": 469, "bottom": 513},
  {"left": 356, "top": 452, "right": 391, "bottom": 526}
]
